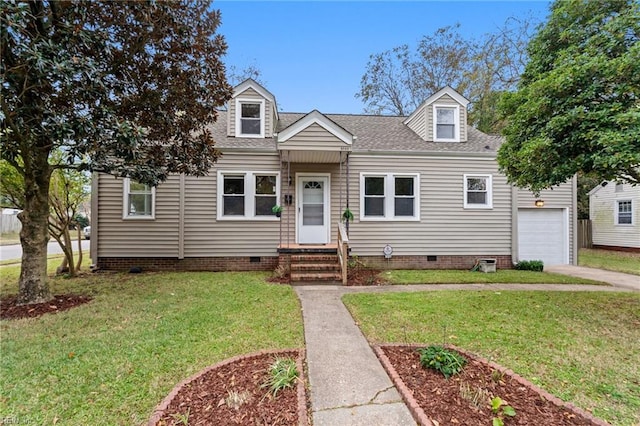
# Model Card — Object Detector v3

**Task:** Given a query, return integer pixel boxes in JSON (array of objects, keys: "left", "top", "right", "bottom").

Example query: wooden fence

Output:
[{"left": 578, "top": 219, "right": 592, "bottom": 249}]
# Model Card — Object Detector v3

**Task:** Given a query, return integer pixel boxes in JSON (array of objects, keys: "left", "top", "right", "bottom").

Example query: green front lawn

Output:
[
  {"left": 343, "top": 291, "right": 640, "bottom": 426},
  {"left": 579, "top": 248, "right": 640, "bottom": 275},
  {"left": 382, "top": 269, "right": 605, "bottom": 285},
  {"left": 0, "top": 269, "right": 303, "bottom": 425}
]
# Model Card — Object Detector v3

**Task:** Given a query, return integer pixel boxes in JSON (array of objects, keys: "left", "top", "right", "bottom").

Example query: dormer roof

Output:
[{"left": 403, "top": 86, "right": 469, "bottom": 125}]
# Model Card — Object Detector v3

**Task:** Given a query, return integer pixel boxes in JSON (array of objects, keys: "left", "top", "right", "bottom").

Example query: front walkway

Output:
[
  {"left": 296, "top": 268, "right": 638, "bottom": 425},
  {"left": 546, "top": 265, "right": 639, "bottom": 291}
]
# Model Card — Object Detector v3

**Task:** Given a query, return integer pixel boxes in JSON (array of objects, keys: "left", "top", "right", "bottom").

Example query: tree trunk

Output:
[
  {"left": 17, "top": 165, "right": 53, "bottom": 305},
  {"left": 75, "top": 225, "right": 83, "bottom": 272}
]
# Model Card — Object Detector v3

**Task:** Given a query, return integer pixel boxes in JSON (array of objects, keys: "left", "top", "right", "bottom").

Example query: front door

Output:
[{"left": 297, "top": 175, "right": 330, "bottom": 244}]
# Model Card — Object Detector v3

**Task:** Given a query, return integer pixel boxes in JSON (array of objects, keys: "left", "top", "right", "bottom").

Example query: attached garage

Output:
[{"left": 517, "top": 208, "right": 569, "bottom": 266}]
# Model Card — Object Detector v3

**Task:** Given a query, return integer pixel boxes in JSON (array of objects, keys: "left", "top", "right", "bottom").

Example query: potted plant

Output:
[
  {"left": 342, "top": 208, "right": 354, "bottom": 222},
  {"left": 272, "top": 205, "right": 283, "bottom": 218}
]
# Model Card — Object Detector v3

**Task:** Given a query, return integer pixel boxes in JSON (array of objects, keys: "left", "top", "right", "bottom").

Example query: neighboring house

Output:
[
  {"left": 91, "top": 79, "right": 577, "bottom": 276},
  {"left": 589, "top": 181, "right": 640, "bottom": 251}
]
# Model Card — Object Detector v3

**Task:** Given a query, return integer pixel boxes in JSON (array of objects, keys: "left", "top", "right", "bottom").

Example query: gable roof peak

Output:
[
  {"left": 232, "top": 78, "right": 276, "bottom": 104},
  {"left": 403, "top": 86, "right": 469, "bottom": 125},
  {"left": 277, "top": 109, "right": 354, "bottom": 144}
]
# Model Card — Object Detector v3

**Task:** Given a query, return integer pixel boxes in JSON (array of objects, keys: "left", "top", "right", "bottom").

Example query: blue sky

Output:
[{"left": 215, "top": 1, "right": 552, "bottom": 114}]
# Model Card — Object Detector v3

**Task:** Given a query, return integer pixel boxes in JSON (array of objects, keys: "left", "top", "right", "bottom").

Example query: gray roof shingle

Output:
[{"left": 209, "top": 111, "right": 503, "bottom": 154}]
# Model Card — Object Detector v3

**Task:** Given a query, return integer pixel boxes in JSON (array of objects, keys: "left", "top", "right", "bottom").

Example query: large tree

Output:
[
  {"left": 1, "top": 1, "right": 232, "bottom": 304},
  {"left": 0, "top": 158, "right": 89, "bottom": 277},
  {"left": 356, "top": 19, "right": 537, "bottom": 132},
  {"left": 497, "top": 0, "right": 640, "bottom": 194}
]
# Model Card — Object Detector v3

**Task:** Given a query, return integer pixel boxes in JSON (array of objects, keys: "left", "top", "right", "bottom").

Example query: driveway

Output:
[{"left": 0, "top": 240, "right": 90, "bottom": 262}]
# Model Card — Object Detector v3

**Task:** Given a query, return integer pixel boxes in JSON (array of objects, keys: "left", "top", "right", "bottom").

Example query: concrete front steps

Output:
[{"left": 290, "top": 253, "right": 342, "bottom": 285}]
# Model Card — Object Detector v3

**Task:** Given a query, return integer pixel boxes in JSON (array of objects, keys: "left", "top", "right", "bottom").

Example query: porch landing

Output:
[{"left": 277, "top": 243, "right": 338, "bottom": 254}]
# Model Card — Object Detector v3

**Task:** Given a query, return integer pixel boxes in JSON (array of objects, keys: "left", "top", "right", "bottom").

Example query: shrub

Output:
[
  {"left": 417, "top": 345, "right": 467, "bottom": 379},
  {"left": 514, "top": 260, "right": 544, "bottom": 271},
  {"left": 262, "top": 357, "right": 298, "bottom": 397}
]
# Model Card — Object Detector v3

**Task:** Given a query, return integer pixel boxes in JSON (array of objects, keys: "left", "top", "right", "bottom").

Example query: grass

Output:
[
  {"left": 343, "top": 291, "right": 640, "bottom": 426},
  {"left": 579, "top": 249, "right": 640, "bottom": 276},
  {"left": 382, "top": 269, "right": 606, "bottom": 285},
  {"left": 0, "top": 267, "right": 303, "bottom": 425},
  {"left": 0, "top": 232, "right": 20, "bottom": 246}
]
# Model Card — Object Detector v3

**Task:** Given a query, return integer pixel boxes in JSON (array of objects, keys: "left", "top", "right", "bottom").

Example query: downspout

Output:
[
  {"left": 346, "top": 152, "right": 350, "bottom": 235},
  {"left": 90, "top": 172, "right": 99, "bottom": 267},
  {"left": 511, "top": 185, "right": 518, "bottom": 265},
  {"left": 571, "top": 173, "right": 578, "bottom": 265},
  {"left": 179, "top": 173, "right": 185, "bottom": 260}
]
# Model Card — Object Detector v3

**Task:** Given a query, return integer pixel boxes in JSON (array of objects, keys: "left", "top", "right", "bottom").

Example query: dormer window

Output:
[
  {"left": 433, "top": 104, "right": 460, "bottom": 142},
  {"left": 236, "top": 98, "right": 265, "bottom": 138}
]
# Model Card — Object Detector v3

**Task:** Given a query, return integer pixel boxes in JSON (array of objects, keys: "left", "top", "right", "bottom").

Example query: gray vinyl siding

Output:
[
  {"left": 428, "top": 94, "right": 467, "bottom": 142},
  {"left": 279, "top": 123, "right": 345, "bottom": 150},
  {"left": 405, "top": 94, "right": 467, "bottom": 142},
  {"left": 97, "top": 174, "right": 180, "bottom": 257},
  {"left": 228, "top": 87, "right": 273, "bottom": 137},
  {"left": 405, "top": 108, "right": 427, "bottom": 140},
  {"left": 183, "top": 152, "right": 281, "bottom": 257},
  {"left": 590, "top": 182, "right": 640, "bottom": 248},
  {"left": 517, "top": 180, "right": 577, "bottom": 262},
  {"left": 346, "top": 154, "right": 512, "bottom": 256}
]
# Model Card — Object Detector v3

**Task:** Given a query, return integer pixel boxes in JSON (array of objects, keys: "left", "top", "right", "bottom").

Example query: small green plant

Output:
[
  {"left": 170, "top": 408, "right": 190, "bottom": 425},
  {"left": 417, "top": 345, "right": 467, "bottom": 379},
  {"left": 514, "top": 260, "right": 544, "bottom": 271},
  {"left": 262, "top": 357, "right": 298, "bottom": 397},
  {"left": 272, "top": 205, "right": 283, "bottom": 217},
  {"left": 491, "top": 396, "right": 516, "bottom": 426},
  {"left": 342, "top": 207, "right": 354, "bottom": 222}
]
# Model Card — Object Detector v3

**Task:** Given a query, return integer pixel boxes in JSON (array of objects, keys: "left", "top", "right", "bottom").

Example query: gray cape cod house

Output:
[{"left": 90, "top": 79, "right": 577, "bottom": 281}]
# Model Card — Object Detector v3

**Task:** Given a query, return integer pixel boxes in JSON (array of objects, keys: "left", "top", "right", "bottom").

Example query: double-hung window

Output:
[
  {"left": 123, "top": 178, "right": 155, "bottom": 219},
  {"left": 235, "top": 99, "right": 265, "bottom": 137},
  {"left": 218, "top": 171, "right": 279, "bottom": 220},
  {"left": 464, "top": 174, "right": 492, "bottom": 209},
  {"left": 360, "top": 173, "right": 419, "bottom": 220},
  {"left": 434, "top": 105, "right": 460, "bottom": 142},
  {"left": 616, "top": 200, "right": 632, "bottom": 225}
]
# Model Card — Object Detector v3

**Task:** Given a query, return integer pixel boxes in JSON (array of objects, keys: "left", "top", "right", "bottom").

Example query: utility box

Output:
[{"left": 478, "top": 258, "right": 497, "bottom": 273}]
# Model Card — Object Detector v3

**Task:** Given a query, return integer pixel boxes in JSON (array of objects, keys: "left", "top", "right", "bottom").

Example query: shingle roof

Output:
[{"left": 209, "top": 111, "right": 503, "bottom": 154}]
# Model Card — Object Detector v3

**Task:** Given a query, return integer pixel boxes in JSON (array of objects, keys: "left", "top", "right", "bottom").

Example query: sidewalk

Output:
[
  {"left": 296, "top": 267, "right": 637, "bottom": 425},
  {"left": 295, "top": 286, "right": 416, "bottom": 425},
  {"left": 545, "top": 265, "right": 639, "bottom": 291}
]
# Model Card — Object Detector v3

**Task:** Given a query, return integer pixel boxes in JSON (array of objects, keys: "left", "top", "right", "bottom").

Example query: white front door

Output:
[{"left": 297, "top": 175, "right": 330, "bottom": 244}]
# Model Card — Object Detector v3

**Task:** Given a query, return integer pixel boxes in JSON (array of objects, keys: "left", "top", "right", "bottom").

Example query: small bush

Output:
[
  {"left": 417, "top": 345, "right": 467, "bottom": 379},
  {"left": 262, "top": 357, "right": 298, "bottom": 397},
  {"left": 514, "top": 260, "right": 544, "bottom": 271}
]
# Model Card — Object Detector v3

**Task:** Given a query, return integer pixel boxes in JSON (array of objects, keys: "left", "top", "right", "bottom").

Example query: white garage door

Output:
[{"left": 518, "top": 209, "right": 568, "bottom": 266}]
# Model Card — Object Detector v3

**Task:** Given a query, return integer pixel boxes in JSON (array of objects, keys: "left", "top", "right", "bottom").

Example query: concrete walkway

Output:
[
  {"left": 296, "top": 267, "right": 638, "bottom": 425},
  {"left": 546, "top": 265, "right": 639, "bottom": 291},
  {"left": 295, "top": 287, "right": 416, "bottom": 425}
]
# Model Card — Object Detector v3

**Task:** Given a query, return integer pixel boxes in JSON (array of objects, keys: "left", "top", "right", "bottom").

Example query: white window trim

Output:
[
  {"left": 217, "top": 171, "right": 280, "bottom": 221},
  {"left": 463, "top": 174, "right": 493, "bottom": 209},
  {"left": 122, "top": 178, "right": 156, "bottom": 220},
  {"left": 433, "top": 104, "right": 461, "bottom": 142},
  {"left": 235, "top": 98, "right": 265, "bottom": 138},
  {"left": 359, "top": 173, "right": 420, "bottom": 221},
  {"left": 615, "top": 199, "right": 633, "bottom": 225}
]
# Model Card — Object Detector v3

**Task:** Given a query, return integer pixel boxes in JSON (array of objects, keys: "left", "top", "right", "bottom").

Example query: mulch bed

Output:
[
  {"left": 0, "top": 294, "right": 93, "bottom": 320},
  {"left": 150, "top": 350, "right": 308, "bottom": 426},
  {"left": 377, "top": 345, "right": 609, "bottom": 426}
]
